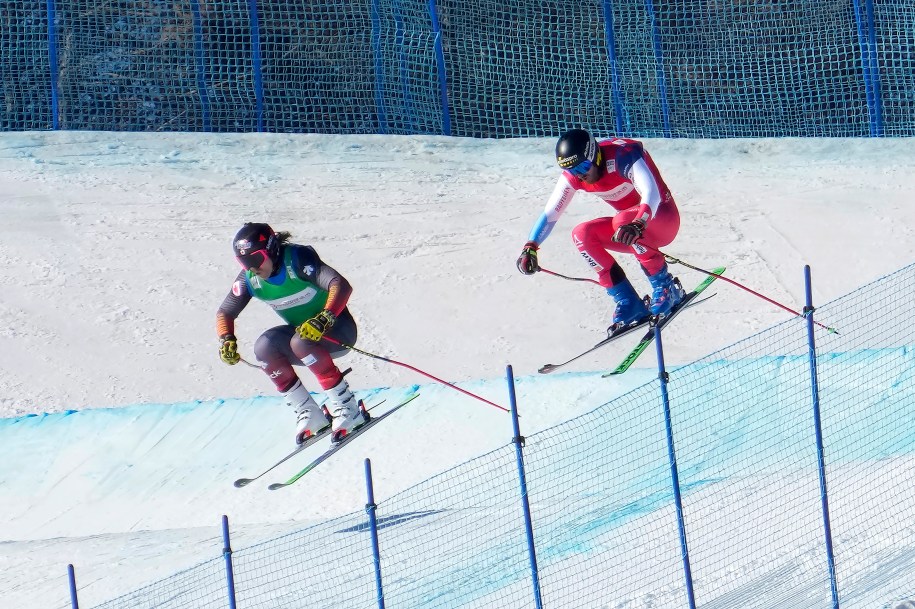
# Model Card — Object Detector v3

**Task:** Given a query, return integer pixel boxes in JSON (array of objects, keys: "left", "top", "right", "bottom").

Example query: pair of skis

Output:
[
  {"left": 234, "top": 392, "right": 420, "bottom": 491},
  {"left": 539, "top": 267, "right": 726, "bottom": 376}
]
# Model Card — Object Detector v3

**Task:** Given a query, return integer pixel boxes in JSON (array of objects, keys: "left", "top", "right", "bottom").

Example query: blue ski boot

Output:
[
  {"left": 607, "top": 279, "right": 651, "bottom": 330},
  {"left": 647, "top": 264, "right": 686, "bottom": 317}
]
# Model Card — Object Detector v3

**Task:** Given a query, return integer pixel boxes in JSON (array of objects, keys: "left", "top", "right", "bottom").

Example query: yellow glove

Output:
[
  {"left": 297, "top": 310, "right": 336, "bottom": 342},
  {"left": 219, "top": 335, "right": 240, "bottom": 365}
]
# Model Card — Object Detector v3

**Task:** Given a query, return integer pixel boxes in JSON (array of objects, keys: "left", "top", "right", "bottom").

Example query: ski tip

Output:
[
  {"left": 234, "top": 478, "right": 252, "bottom": 488},
  {"left": 538, "top": 364, "right": 556, "bottom": 374},
  {"left": 267, "top": 483, "right": 285, "bottom": 491}
]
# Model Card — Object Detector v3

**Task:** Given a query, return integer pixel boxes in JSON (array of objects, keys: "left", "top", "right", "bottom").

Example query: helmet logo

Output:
[
  {"left": 558, "top": 155, "right": 580, "bottom": 169},
  {"left": 584, "top": 139, "right": 596, "bottom": 162},
  {"left": 235, "top": 238, "right": 254, "bottom": 255}
]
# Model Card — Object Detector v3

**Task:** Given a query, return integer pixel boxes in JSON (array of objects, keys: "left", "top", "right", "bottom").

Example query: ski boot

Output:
[
  {"left": 606, "top": 279, "right": 651, "bottom": 333},
  {"left": 647, "top": 263, "right": 687, "bottom": 317},
  {"left": 326, "top": 378, "right": 369, "bottom": 444},
  {"left": 284, "top": 380, "right": 332, "bottom": 446}
]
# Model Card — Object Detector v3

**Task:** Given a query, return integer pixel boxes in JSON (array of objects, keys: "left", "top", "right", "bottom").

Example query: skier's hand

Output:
[
  {"left": 219, "top": 335, "right": 240, "bottom": 365},
  {"left": 297, "top": 310, "right": 336, "bottom": 342},
  {"left": 516, "top": 241, "right": 540, "bottom": 275},
  {"left": 612, "top": 220, "right": 646, "bottom": 246}
]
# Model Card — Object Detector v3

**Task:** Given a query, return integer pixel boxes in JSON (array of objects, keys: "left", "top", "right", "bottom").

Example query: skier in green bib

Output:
[{"left": 216, "top": 223, "right": 365, "bottom": 445}]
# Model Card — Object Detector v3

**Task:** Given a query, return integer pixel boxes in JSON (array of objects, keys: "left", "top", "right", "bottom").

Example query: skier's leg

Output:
[
  {"left": 571, "top": 217, "right": 649, "bottom": 325},
  {"left": 254, "top": 327, "right": 331, "bottom": 445},
  {"left": 289, "top": 315, "right": 364, "bottom": 440}
]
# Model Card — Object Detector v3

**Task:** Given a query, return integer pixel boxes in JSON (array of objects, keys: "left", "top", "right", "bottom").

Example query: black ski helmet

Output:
[
  {"left": 555, "top": 128, "right": 599, "bottom": 171},
  {"left": 233, "top": 222, "right": 279, "bottom": 269}
]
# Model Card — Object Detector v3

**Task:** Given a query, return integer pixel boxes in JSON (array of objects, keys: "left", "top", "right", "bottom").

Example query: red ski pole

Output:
[
  {"left": 322, "top": 336, "right": 510, "bottom": 413},
  {"left": 643, "top": 246, "right": 839, "bottom": 334},
  {"left": 538, "top": 267, "right": 601, "bottom": 286}
]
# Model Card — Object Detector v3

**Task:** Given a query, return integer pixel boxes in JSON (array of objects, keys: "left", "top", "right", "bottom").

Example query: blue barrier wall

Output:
[{"left": 3, "top": 0, "right": 915, "bottom": 136}]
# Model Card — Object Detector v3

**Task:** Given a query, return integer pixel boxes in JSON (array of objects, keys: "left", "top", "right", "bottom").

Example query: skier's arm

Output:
[
  {"left": 216, "top": 270, "right": 253, "bottom": 339},
  {"left": 290, "top": 245, "right": 352, "bottom": 316},
  {"left": 620, "top": 149, "right": 663, "bottom": 225},
  {"left": 290, "top": 245, "right": 352, "bottom": 343},
  {"left": 526, "top": 177, "right": 577, "bottom": 245}
]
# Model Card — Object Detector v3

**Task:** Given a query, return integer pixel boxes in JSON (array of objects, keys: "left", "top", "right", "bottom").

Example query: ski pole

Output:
[
  {"left": 239, "top": 356, "right": 264, "bottom": 369},
  {"left": 643, "top": 245, "right": 839, "bottom": 334},
  {"left": 538, "top": 266, "right": 601, "bottom": 286},
  {"left": 322, "top": 336, "right": 510, "bottom": 413}
]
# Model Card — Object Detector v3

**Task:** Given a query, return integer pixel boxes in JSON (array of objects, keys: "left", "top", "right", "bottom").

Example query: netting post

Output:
[
  {"left": 643, "top": 0, "right": 671, "bottom": 136},
  {"left": 189, "top": 0, "right": 212, "bottom": 132},
  {"left": 45, "top": 0, "right": 59, "bottom": 129},
  {"left": 653, "top": 326, "right": 697, "bottom": 609},
  {"left": 852, "top": 0, "right": 883, "bottom": 136},
  {"left": 67, "top": 563, "right": 79, "bottom": 608},
  {"left": 222, "top": 515, "right": 239, "bottom": 609},
  {"left": 864, "top": 0, "right": 883, "bottom": 136},
  {"left": 600, "top": 0, "right": 624, "bottom": 135},
  {"left": 364, "top": 458, "right": 387, "bottom": 609},
  {"left": 246, "top": 0, "right": 265, "bottom": 132},
  {"left": 506, "top": 365, "right": 543, "bottom": 609},
  {"left": 371, "top": 0, "right": 388, "bottom": 133},
  {"left": 428, "top": 0, "right": 452, "bottom": 135},
  {"left": 804, "top": 266, "right": 840, "bottom": 609}
]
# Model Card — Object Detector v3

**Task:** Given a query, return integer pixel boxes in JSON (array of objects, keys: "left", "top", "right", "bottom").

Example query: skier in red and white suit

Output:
[{"left": 517, "top": 128, "right": 686, "bottom": 329}]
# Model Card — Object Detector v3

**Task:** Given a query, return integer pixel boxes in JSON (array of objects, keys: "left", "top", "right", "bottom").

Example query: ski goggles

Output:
[
  {"left": 568, "top": 159, "right": 594, "bottom": 178},
  {"left": 236, "top": 249, "right": 269, "bottom": 270}
]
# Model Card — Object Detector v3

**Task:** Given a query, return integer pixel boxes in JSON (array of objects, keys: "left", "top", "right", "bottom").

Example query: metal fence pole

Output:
[
  {"left": 804, "top": 265, "right": 840, "bottom": 609},
  {"left": 365, "top": 458, "right": 387, "bottom": 609},
  {"left": 67, "top": 563, "right": 79, "bottom": 609},
  {"left": 506, "top": 365, "right": 543, "bottom": 609},
  {"left": 654, "top": 325, "right": 697, "bottom": 609},
  {"left": 45, "top": 0, "right": 59, "bottom": 129},
  {"left": 246, "top": 0, "right": 265, "bottom": 131},
  {"left": 222, "top": 515, "right": 238, "bottom": 609}
]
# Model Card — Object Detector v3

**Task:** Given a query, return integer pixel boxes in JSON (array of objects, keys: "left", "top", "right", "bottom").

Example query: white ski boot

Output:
[
  {"left": 325, "top": 378, "right": 367, "bottom": 443},
  {"left": 284, "top": 380, "right": 331, "bottom": 445}
]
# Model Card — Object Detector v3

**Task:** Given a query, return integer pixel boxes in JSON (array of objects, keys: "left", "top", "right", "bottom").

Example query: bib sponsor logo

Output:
[
  {"left": 598, "top": 183, "right": 635, "bottom": 201},
  {"left": 269, "top": 287, "right": 318, "bottom": 311}
]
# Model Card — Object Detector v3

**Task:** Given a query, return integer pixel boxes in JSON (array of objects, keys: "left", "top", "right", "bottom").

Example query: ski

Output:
[
  {"left": 267, "top": 393, "right": 420, "bottom": 491},
  {"left": 538, "top": 314, "right": 653, "bottom": 374},
  {"left": 538, "top": 287, "right": 718, "bottom": 375},
  {"left": 602, "top": 266, "right": 726, "bottom": 377},
  {"left": 233, "top": 398, "right": 386, "bottom": 488}
]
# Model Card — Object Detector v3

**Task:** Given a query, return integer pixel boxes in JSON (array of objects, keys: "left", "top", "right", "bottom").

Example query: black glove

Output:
[
  {"left": 297, "top": 309, "right": 336, "bottom": 342},
  {"left": 516, "top": 241, "right": 540, "bottom": 275},
  {"left": 219, "top": 334, "right": 240, "bottom": 365},
  {"left": 612, "top": 220, "right": 646, "bottom": 246}
]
